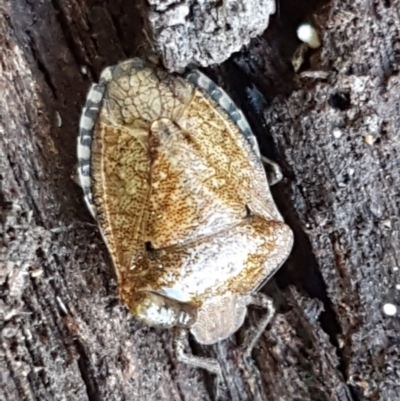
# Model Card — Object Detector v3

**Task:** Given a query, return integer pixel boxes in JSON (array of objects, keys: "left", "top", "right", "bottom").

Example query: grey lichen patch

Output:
[{"left": 146, "top": 0, "right": 276, "bottom": 71}]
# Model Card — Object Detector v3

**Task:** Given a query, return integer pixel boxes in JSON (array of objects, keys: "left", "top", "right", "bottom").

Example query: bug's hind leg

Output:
[
  {"left": 174, "top": 328, "right": 222, "bottom": 376},
  {"left": 241, "top": 293, "right": 275, "bottom": 362}
]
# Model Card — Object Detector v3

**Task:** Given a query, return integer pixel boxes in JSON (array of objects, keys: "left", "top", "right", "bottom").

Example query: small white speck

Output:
[
  {"left": 396, "top": 284, "right": 400, "bottom": 290},
  {"left": 30, "top": 269, "right": 43, "bottom": 278},
  {"left": 394, "top": 267, "right": 399, "bottom": 272},
  {"left": 365, "top": 134, "right": 375, "bottom": 145},
  {"left": 351, "top": 76, "right": 368, "bottom": 93},
  {"left": 333, "top": 128, "right": 342, "bottom": 138},
  {"left": 382, "top": 220, "right": 392, "bottom": 229},
  {"left": 299, "top": 70, "right": 329, "bottom": 79},
  {"left": 55, "top": 111, "right": 62, "bottom": 127},
  {"left": 56, "top": 296, "right": 69, "bottom": 314},
  {"left": 81, "top": 66, "right": 88, "bottom": 75},
  {"left": 22, "top": 169, "right": 30, "bottom": 182},
  {"left": 297, "top": 23, "right": 321, "bottom": 49},
  {"left": 383, "top": 303, "right": 397, "bottom": 316}
]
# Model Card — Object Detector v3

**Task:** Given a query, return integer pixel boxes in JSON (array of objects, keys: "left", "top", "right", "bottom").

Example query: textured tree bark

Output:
[
  {"left": 1, "top": 1, "right": 399, "bottom": 401},
  {"left": 144, "top": 0, "right": 276, "bottom": 70}
]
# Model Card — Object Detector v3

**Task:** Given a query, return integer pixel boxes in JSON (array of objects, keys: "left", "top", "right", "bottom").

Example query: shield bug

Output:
[{"left": 77, "top": 58, "right": 293, "bottom": 374}]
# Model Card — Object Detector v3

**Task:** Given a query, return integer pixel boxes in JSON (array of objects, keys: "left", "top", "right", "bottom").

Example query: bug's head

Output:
[
  {"left": 129, "top": 291, "right": 197, "bottom": 329},
  {"left": 190, "top": 294, "right": 248, "bottom": 345}
]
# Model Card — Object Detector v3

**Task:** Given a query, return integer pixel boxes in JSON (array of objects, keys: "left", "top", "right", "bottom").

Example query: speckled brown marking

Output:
[{"left": 78, "top": 58, "right": 293, "bottom": 360}]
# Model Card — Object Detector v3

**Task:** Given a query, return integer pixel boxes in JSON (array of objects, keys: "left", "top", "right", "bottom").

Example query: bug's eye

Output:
[{"left": 129, "top": 291, "right": 197, "bottom": 329}]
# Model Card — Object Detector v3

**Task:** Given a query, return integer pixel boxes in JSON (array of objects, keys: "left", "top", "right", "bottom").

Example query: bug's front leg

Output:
[
  {"left": 174, "top": 328, "right": 222, "bottom": 377},
  {"left": 260, "top": 156, "right": 283, "bottom": 186},
  {"left": 241, "top": 293, "right": 275, "bottom": 362}
]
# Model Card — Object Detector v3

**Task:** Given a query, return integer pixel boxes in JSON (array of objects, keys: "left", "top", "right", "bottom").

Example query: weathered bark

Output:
[
  {"left": 144, "top": 0, "right": 276, "bottom": 71},
  {"left": 1, "top": 1, "right": 399, "bottom": 401}
]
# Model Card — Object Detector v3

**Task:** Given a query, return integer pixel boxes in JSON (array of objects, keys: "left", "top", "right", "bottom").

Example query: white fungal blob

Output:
[
  {"left": 297, "top": 23, "right": 321, "bottom": 49},
  {"left": 383, "top": 303, "right": 397, "bottom": 316},
  {"left": 333, "top": 128, "right": 343, "bottom": 139}
]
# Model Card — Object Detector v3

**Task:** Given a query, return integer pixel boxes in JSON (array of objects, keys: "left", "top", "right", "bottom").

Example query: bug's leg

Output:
[
  {"left": 174, "top": 328, "right": 222, "bottom": 376},
  {"left": 260, "top": 156, "right": 283, "bottom": 186},
  {"left": 241, "top": 293, "right": 275, "bottom": 361}
]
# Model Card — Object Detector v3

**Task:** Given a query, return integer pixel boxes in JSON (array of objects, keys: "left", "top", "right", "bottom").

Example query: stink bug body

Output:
[{"left": 78, "top": 58, "right": 293, "bottom": 374}]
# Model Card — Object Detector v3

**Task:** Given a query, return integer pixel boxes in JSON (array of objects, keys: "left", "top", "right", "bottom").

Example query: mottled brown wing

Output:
[
  {"left": 146, "top": 117, "right": 249, "bottom": 248},
  {"left": 91, "top": 118, "right": 150, "bottom": 282},
  {"left": 182, "top": 88, "right": 284, "bottom": 224},
  {"left": 185, "top": 71, "right": 284, "bottom": 222},
  {"left": 88, "top": 59, "right": 195, "bottom": 295}
]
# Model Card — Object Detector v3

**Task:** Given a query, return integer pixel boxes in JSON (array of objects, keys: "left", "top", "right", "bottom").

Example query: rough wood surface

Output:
[
  {"left": 143, "top": 0, "right": 276, "bottom": 71},
  {"left": 1, "top": 0, "right": 399, "bottom": 401}
]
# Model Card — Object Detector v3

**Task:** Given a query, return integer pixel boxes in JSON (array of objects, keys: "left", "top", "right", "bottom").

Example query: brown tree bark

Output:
[{"left": 1, "top": 1, "right": 399, "bottom": 400}]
